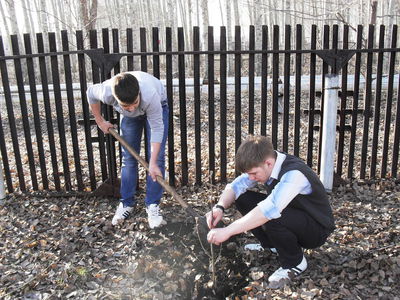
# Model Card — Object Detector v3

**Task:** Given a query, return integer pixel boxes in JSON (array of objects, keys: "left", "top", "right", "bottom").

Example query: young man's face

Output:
[
  {"left": 119, "top": 93, "right": 140, "bottom": 112},
  {"left": 246, "top": 159, "right": 274, "bottom": 183}
]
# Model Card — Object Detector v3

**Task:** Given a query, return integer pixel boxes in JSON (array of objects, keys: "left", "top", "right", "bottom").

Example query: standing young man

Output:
[
  {"left": 87, "top": 71, "right": 168, "bottom": 228},
  {"left": 207, "top": 135, "right": 335, "bottom": 285}
]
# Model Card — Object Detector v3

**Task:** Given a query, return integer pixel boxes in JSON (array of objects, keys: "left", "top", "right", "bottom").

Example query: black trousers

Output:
[{"left": 235, "top": 191, "right": 330, "bottom": 268}]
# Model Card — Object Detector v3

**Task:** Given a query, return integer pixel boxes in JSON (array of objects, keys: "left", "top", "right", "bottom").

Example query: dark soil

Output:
[{"left": 0, "top": 178, "right": 399, "bottom": 299}]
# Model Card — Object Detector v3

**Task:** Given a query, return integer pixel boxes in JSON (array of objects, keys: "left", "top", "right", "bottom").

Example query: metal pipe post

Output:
[{"left": 320, "top": 74, "right": 339, "bottom": 191}]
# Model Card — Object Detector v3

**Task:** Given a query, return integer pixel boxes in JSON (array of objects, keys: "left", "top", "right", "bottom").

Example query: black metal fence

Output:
[{"left": 0, "top": 24, "right": 399, "bottom": 194}]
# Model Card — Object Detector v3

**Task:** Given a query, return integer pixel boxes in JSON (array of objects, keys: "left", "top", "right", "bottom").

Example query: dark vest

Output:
[{"left": 266, "top": 153, "right": 335, "bottom": 232}]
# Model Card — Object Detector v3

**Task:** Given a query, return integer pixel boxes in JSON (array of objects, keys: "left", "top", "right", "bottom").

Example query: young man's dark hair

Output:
[
  {"left": 235, "top": 135, "right": 275, "bottom": 173},
  {"left": 111, "top": 73, "right": 140, "bottom": 104}
]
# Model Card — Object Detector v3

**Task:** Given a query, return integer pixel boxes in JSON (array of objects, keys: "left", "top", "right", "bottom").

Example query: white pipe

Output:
[
  {"left": 320, "top": 74, "right": 339, "bottom": 192},
  {"left": 0, "top": 162, "right": 6, "bottom": 201}
]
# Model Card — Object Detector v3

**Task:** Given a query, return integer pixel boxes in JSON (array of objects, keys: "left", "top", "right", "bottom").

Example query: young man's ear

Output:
[{"left": 264, "top": 157, "right": 275, "bottom": 168}]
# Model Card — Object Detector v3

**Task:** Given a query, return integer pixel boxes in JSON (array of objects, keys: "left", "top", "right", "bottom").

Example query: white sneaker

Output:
[
  {"left": 112, "top": 203, "right": 133, "bottom": 225},
  {"left": 244, "top": 243, "right": 277, "bottom": 254},
  {"left": 268, "top": 256, "right": 307, "bottom": 283},
  {"left": 146, "top": 204, "right": 163, "bottom": 229}
]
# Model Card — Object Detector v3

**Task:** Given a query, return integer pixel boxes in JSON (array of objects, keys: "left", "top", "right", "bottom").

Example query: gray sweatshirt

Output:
[{"left": 86, "top": 71, "right": 167, "bottom": 143}]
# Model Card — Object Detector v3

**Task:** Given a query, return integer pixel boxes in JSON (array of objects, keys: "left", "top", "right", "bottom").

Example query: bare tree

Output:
[
  {"left": 21, "top": 0, "right": 35, "bottom": 35},
  {"left": 5, "top": 0, "right": 20, "bottom": 35},
  {"left": 200, "top": 0, "right": 209, "bottom": 49},
  {"left": 370, "top": 0, "right": 378, "bottom": 24},
  {"left": 0, "top": 1, "right": 11, "bottom": 38}
]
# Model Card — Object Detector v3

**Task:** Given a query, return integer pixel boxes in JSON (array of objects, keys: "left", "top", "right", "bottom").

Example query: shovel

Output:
[{"left": 108, "top": 128, "right": 210, "bottom": 246}]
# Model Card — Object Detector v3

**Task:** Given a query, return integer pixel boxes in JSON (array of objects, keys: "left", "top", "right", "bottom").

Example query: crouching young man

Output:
[
  {"left": 206, "top": 135, "right": 335, "bottom": 285},
  {"left": 87, "top": 71, "right": 168, "bottom": 228}
]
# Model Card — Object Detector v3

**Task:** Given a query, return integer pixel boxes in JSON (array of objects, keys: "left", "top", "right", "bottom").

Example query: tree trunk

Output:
[
  {"left": 21, "top": 0, "right": 34, "bottom": 35},
  {"left": 200, "top": 0, "right": 209, "bottom": 49},
  {"left": 90, "top": 0, "right": 98, "bottom": 30},
  {"left": 370, "top": 0, "right": 378, "bottom": 24},
  {"left": 254, "top": 0, "right": 263, "bottom": 75},
  {"left": 40, "top": 0, "right": 49, "bottom": 35},
  {"left": 0, "top": 0, "right": 11, "bottom": 38},
  {"left": 5, "top": 0, "right": 19, "bottom": 35},
  {"left": 219, "top": 0, "right": 226, "bottom": 26},
  {"left": 233, "top": 0, "right": 240, "bottom": 25},
  {"left": 51, "top": 0, "right": 61, "bottom": 34}
]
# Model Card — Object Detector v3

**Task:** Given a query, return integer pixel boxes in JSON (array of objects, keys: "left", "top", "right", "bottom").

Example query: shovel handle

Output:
[{"left": 109, "top": 128, "right": 200, "bottom": 217}]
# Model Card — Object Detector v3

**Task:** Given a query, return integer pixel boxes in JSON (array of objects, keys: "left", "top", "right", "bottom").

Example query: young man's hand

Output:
[
  {"left": 206, "top": 207, "right": 223, "bottom": 229},
  {"left": 149, "top": 162, "right": 162, "bottom": 182},
  {"left": 207, "top": 227, "right": 230, "bottom": 245},
  {"left": 97, "top": 120, "right": 114, "bottom": 134}
]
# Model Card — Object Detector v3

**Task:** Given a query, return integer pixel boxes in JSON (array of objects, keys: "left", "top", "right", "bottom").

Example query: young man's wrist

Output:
[{"left": 214, "top": 204, "right": 225, "bottom": 213}]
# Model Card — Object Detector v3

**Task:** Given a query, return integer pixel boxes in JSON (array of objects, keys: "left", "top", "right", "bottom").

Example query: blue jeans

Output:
[{"left": 119, "top": 105, "right": 169, "bottom": 207}]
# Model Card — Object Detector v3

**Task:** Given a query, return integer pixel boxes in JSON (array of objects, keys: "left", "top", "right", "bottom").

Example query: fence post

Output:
[{"left": 320, "top": 74, "right": 339, "bottom": 191}]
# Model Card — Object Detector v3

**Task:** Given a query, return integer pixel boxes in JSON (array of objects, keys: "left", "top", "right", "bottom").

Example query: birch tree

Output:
[
  {"left": 200, "top": 0, "right": 209, "bottom": 50},
  {"left": 0, "top": 1, "right": 11, "bottom": 38},
  {"left": 21, "top": 0, "right": 35, "bottom": 35},
  {"left": 233, "top": 0, "right": 241, "bottom": 25},
  {"left": 5, "top": 0, "right": 20, "bottom": 35}
]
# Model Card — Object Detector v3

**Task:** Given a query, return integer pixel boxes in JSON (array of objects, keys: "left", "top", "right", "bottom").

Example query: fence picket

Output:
[
  {"left": 193, "top": 26, "right": 202, "bottom": 185},
  {"left": 48, "top": 32, "right": 71, "bottom": 190},
  {"left": 61, "top": 30, "right": 84, "bottom": 191},
  {"left": 382, "top": 25, "right": 397, "bottom": 177},
  {"left": 11, "top": 35, "right": 38, "bottom": 190},
  {"left": 23, "top": 33, "right": 48, "bottom": 190},
  {"left": 0, "top": 25, "right": 399, "bottom": 193},
  {"left": 208, "top": 26, "right": 215, "bottom": 183},
  {"left": 361, "top": 25, "right": 375, "bottom": 179},
  {"left": 36, "top": 33, "right": 60, "bottom": 190},
  {"left": 76, "top": 31, "right": 96, "bottom": 190},
  {"left": 178, "top": 27, "right": 188, "bottom": 185}
]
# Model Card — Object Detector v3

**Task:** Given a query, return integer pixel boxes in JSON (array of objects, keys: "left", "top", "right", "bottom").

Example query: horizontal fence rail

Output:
[{"left": 0, "top": 24, "right": 399, "bottom": 194}]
